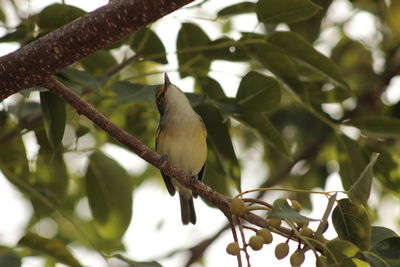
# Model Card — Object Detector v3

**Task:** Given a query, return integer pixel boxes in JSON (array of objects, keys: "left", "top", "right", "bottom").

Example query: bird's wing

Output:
[
  {"left": 192, "top": 162, "right": 206, "bottom": 199},
  {"left": 198, "top": 162, "right": 206, "bottom": 182},
  {"left": 156, "top": 125, "right": 176, "bottom": 196}
]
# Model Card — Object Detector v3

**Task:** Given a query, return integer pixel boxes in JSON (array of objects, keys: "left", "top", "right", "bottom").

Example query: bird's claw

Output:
[{"left": 159, "top": 154, "right": 168, "bottom": 164}]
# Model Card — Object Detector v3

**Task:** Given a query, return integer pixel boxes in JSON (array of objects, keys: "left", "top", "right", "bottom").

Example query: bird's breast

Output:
[{"left": 157, "top": 117, "right": 207, "bottom": 175}]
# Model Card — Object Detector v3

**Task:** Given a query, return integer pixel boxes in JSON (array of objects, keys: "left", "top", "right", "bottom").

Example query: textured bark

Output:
[{"left": 0, "top": 0, "right": 194, "bottom": 100}]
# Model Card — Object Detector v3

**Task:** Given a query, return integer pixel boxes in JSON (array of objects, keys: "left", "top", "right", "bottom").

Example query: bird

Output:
[{"left": 155, "top": 73, "right": 207, "bottom": 225}]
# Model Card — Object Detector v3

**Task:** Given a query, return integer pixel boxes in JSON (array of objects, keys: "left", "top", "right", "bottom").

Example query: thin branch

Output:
[
  {"left": 236, "top": 216, "right": 250, "bottom": 267},
  {"left": 229, "top": 218, "right": 242, "bottom": 267},
  {"left": 104, "top": 53, "right": 141, "bottom": 80},
  {"left": 242, "top": 198, "right": 273, "bottom": 209}
]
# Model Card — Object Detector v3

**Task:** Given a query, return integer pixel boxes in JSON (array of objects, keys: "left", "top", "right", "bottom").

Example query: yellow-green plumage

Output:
[{"left": 156, "top": 74, "right": 207, "bottom": 225}]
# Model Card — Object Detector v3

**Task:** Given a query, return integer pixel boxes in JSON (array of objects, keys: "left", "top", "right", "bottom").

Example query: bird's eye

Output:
[{"left": 156, "top": 97, "right": 162, "bottom": 104}]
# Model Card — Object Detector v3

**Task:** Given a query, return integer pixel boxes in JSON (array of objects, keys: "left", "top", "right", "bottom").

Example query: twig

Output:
[
  {"left": 242, "top": 198, "right": 273, "bottom": 209},
  {"left": 229, "top": 218, "right": 242, "bottom": 267},
  {"left": 236, "top": 216, "right": 251, "bottom": 267}
]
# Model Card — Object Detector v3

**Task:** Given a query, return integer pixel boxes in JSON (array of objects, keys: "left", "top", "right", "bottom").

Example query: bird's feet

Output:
[
  {"left": 159, "top": 154, "right": 168, "bottom": 164},
  {"left": 191, "top": 174, "right": 199, "bottom": 181}
]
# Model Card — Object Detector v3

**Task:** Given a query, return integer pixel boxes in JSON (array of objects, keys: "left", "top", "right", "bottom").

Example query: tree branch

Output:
[
  {"left": 40, "top": 76, "right": 298, "bottom": 239},
  {"left": 0, "top": 0, "right": 194, "bottom": 100}
]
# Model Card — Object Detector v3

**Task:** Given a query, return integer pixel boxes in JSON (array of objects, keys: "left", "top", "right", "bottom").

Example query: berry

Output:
[
  {"left": 230, "top": 198, "right": 246, "bottom": 215},
  {"left": 275, "top": 242, "right": 289, "bottom": 259},
  {"left": 226, "top": 242, "right": 240, "bottom": 256},
  {"left": 249, "top": 235, "right": 264, "bottom": 251},
  {"left": 268, "top": 218, "right": 282, "bottom": 228},
  {"left": 296, "top": 221, "right": 309, "bottom": 228},
  {"left": 256, "top": 228, "right": 273, "bottom": 244},
  {"left": 290, "top": 250, "right": 305, "bottom": 266},
  {"left": 299, "top": 227, "right": 314, "bottom": 238}
]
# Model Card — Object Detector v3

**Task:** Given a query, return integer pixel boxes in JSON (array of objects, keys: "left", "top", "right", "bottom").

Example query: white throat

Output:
[{"left": 164, "top": 84, "right": 196, "bottom": 117}]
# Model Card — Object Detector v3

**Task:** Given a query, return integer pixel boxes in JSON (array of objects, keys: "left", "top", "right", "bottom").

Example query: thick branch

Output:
[{"left": 0, "top": 0, "right": 194, "bottom": 100}]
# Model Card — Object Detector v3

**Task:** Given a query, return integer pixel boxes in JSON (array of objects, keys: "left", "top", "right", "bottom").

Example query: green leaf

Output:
[
  {"left": 0, "top": 253, "right": 21, "bottom": 267},
  {"left": 195, "top": 103, "right": 241, "bottom": 191},
  {"left": 130, "top": 28, "right": 167, "bottom": 64},
  {"left": 0, "top": 19, "right": 35, "bottom": 44},
  {"left": 288, "top": 0, "right": 332, "bottom": 42},
  {"left": 58, "top": 68, "right": 100, "bottom": 91},
  {"left": 363, "top": 252, "right": 390, "bottom": 267},
  {"left": 332, "top": 198, "right": 371, "bottom": 250},
  {"left": 267, "top": 31, "right": 349, "bottom": 89},
  {"left": 86, "top": 152, "right": 133, "bottom": 240},
  {"left": 267, "top": 198, "right": 316, "bottom": 222},
  {"left": 337, "top": 134, "right": 368, "bottom": 190},
  {"left": 306, "top": 84, "right": 351, "bottom": 103},
  {"left": 110, "top": 81, "right": 160, "bottom": 104},
  {"left": 80, "top": 50, "right": 118, "bottom": 76},
  {"left": 202, "top": 146, "right": 231, "bottom": 196},
  {"left": 236, "top": 71, "right": 281, "bottom": 112},
  {"left": 18, "top": 232, "right": 81, "bottom": 267},
  {"left": 348, "top": 153, "right": 379, "bottom": 204},
  {"left": 326, "top": 239, "right": 367, "bottom": 266},
  {"left": 256, "top": 0, "right": 322, "bottom": 23},
  {"left": 196, "top": 76, "right": 226, "bottom": 99},
  {"left": 38, "top": 4, "right": 85, "bottom": 32},
  {"left": 346, "top": 116, "right": 400, "bottom": 139},
  {"left": 177, "top": 23, "right": 211, "bottom": 78},
  {"left": 234, "top": 111, "right": 290, "bottom": 158},
  {"left": 31, "top": 129, "right": 69, "bottom": 215},
  {"left": 212, "top": 97, "right": 242, "bottom": 119},
  {"left": 185, "top": 92, "right": 205, "bottom": 107},
  {"left": 56, "top": 218, "right": 125, "bottom": 253},
  {"left": 242, "top": 35, "right": 303, "bottom": 93},
  {"left": 217, "top": 2, "right": 256, "bottom": 17},
  {"left": 203, "top": 37, "right": 249, "bottom": 62},
  {"left": 40, "top": 91, "right": 66, "bottom": 149},
  {"left": 0, "top": 123, "right": 30, "bottom": 189},
  {"left": 371, "top": 150, "right": 400, "bottom": 195},
  {"left": 371, "top": 237, "right": 400, "bottom": 266},
  {"left": 371, "top": 226, "right": 399, "bottom": 248}
]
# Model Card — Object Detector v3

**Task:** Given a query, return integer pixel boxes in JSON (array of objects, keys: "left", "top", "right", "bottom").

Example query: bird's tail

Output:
[{"left": 179, "top": 193, "right": 196, "bottom": 225}]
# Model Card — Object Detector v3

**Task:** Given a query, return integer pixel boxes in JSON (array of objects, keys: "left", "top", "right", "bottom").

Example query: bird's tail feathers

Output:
[{"left": 179, "top": 193, "right": 196, "bottom": 225}]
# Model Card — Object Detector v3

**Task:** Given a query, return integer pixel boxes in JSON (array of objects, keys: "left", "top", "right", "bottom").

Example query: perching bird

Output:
[{"left": 155, "top": 73, "right": 207, "bottom": 225}]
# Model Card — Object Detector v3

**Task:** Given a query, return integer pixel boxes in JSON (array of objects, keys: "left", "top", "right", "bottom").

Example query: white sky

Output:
[{"left": 0, "top": 1, "right": 399, "bottom": 267}]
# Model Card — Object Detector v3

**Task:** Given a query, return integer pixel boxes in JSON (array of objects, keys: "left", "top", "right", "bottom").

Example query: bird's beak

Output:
[{"left": 164, "top": 73, "right": 171, "bottom": 88}]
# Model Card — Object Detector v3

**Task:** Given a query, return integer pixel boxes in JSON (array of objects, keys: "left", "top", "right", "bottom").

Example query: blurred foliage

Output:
[{"left": 0, "top": 0, "right": 400, "bottom": 266}]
